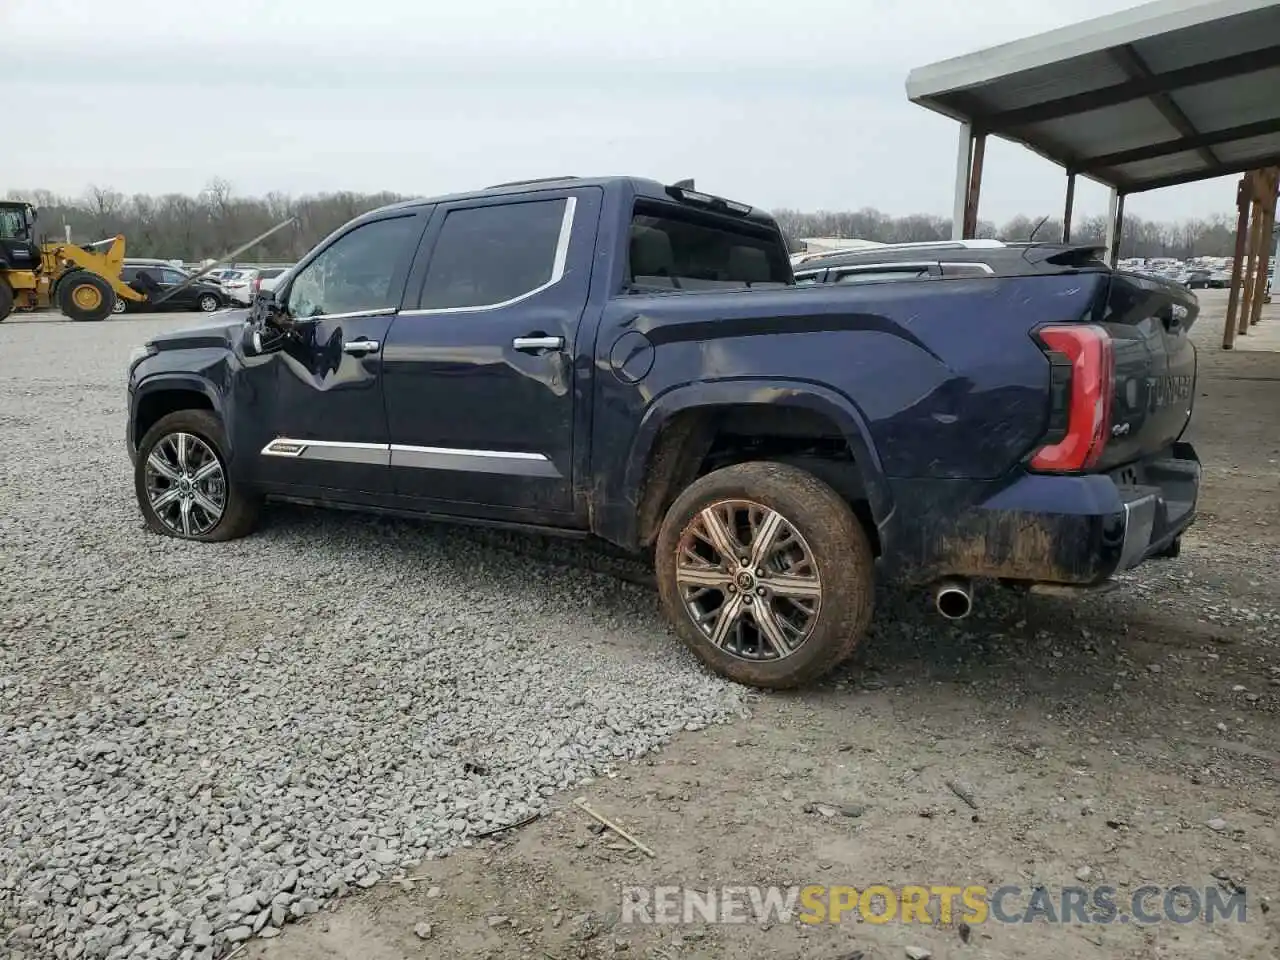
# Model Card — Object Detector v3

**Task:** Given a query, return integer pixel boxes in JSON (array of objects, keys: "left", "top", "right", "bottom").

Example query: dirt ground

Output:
[{"left": 247, "top": 290, "right": 1280, "bottom": 960}]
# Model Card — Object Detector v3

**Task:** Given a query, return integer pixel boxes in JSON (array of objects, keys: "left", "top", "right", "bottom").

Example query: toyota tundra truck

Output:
[{"left": 125, "top": 176, "right": 1200, "bottom": 689}]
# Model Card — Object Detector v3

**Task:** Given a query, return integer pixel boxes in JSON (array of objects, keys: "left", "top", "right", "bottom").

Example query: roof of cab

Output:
[{"left": 367, "top": 176, "right": 780, "bottom": 227}]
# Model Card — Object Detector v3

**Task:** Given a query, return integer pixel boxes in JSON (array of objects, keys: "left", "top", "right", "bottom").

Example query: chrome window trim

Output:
[
  {"left": 389, "top": 443, "right": 547, "bottom": 461},
  {"left": 400, "top": 196, "right": 577, "bottom": 317},
  {"left": 297, "top": 307, "right": 397, "bottom": 322}
]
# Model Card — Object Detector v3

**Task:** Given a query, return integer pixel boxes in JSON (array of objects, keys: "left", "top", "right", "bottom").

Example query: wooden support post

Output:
[
  {"left": 1248, "top": 170, "right": 1278, "bottom": 327},
  {"left": 963, "top": 133, "right": 986, "bottom": 239},
  {"left": 1239, "top": 193, "right": 1263, "bottom": 337},
  {"left": 1223, "top": 174, "right": 1252, "bottom": 349},
  {"left": 1104, "top": 190, "right": 1126, "bottom": 266},
  {"left": 1062, "top": 173, "right": 1076, "bottom": 243}
]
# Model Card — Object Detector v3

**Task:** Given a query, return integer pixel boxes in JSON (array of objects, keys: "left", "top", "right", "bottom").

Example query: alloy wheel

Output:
[
  {"left": 199, "top": 295, "right": 219, "bottom": 312},
  {"left": 674, "top": 499, "right": 822, "bottom": 661},
  {"left": 143, "top": 432, "right": 226, "bottom": 536}
]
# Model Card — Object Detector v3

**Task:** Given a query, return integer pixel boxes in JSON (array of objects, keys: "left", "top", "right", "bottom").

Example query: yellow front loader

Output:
[{"left": 0, "top": 201, "right": 146, "bottom": 322}]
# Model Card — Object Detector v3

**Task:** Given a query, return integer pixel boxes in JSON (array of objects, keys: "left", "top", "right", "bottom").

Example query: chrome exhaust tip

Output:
[{"left": 934, "top": 578, "right": 974, "bottom": 620}]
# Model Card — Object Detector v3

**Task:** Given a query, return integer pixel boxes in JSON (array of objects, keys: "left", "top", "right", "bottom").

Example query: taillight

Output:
[
  {"left": 252, "top": 277, "right": 261, "bottom": 293},
  {"left": 1029, "top": 324, "right": 1114, "bottom": 472}
]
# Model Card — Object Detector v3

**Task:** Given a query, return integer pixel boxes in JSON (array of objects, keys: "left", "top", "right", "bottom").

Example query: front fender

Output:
[
  {"left": 598, "top": 377, "right": 893, "bottom": 549},
  {"left": 128, "top": 368, "right": 228, "bottom": 462}
]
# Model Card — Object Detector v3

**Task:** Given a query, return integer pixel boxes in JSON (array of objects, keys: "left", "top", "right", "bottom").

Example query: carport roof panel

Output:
[{"left": 906, "top": 0, "right": 1280, "bottom": 193}]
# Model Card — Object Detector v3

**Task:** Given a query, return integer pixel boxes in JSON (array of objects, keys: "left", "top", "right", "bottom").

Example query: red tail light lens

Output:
[
  {"left": 252, "top": 277, "right": 261, "bottom": 293},
  {"left": 1030, "top": 324, "right": 1114, "bottom": 472}
]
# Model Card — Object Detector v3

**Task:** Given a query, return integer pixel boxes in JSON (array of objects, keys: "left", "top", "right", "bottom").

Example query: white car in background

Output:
[
  {"left": 219, "top": 269, "right": 261, "bottom": 305},
  {"left": 254, "top": 267, "right": 292, "bottom": 298},
  {"left": 201, "top": 268, "right": 237, "bottom": 285}
]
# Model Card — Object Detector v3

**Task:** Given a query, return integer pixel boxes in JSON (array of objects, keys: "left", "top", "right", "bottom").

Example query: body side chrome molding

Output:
[{"left": 261, "top": 438, "right": 557, "bottom": 476}]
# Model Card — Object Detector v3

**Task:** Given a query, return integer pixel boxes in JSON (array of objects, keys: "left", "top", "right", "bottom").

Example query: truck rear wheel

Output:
[
  {"left": 0, "top": 279, "right": 13, "bottom": 322},
  {"left": 655, "top": 461, "right": 875, "bottom": 689},
  {"left": 57, "top": 271, "right": 116, "bottom": 322}
]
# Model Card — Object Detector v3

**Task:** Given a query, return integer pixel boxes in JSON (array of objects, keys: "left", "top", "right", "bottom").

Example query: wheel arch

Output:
[
  {"left": 606, "top": 379, "right": 892, "bottom": 551},
  {"left": 132, "top": 375, "right": 224, "bottom": 456}
]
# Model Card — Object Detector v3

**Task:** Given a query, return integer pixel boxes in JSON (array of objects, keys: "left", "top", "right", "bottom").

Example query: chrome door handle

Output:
[
  {"left": 342, "top": 339, "right": 381, "bottom": 355},
  {"left": 512, "top": 336, "right": 564, "bottom": 352}
]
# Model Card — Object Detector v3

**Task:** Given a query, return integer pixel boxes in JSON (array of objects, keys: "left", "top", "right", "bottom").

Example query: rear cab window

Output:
[{"left": 626, "top": 200, "right": 791, "bottom": 292}]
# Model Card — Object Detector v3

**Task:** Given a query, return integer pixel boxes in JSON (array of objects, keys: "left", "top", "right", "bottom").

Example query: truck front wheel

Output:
[
  {"left": 134, "top": 410, "right": 260, "bottom": 542},
  {"left": 655, "top": 461, "right": 875, "bottom": 689}
]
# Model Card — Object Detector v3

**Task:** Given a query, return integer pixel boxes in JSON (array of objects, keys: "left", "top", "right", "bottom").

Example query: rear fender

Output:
[{"left": 598, "top": 379, "right": 892, "bottom": 549}]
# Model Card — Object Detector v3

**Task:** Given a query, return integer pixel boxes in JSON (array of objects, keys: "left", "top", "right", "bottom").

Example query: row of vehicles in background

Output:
[
  {"left": 114, "top": 262, "right": 293, "bottom": 314},
  {"left": 1117, "top": 257, "right": 1231, "bottom": 289}
]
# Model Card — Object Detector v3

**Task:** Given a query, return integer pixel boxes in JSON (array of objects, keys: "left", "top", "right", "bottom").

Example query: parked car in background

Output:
[
  {"left": 114, "top": 264, "right": 226, "bottom": 314},
  {"left": 125, "top": 175, "right": 1200, "bottom": 690},
  {"left": 1183, "top": 269, "right": 1227, "bottom": 289},
  {"left": 220, "top": 269, "right": 261, "bottom": 305}
]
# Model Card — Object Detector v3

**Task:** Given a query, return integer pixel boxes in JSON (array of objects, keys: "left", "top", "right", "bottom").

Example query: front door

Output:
[
  {"left": 380, "top": 187, "right": 601, "bottom": 520},
  {"left": 254, "top": 211, "right": 428, "bottom": 497}
]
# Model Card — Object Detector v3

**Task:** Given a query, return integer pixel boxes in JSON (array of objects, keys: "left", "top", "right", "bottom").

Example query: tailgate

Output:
[{"left": 1094, "top": 272, "right": 1197, "bottom": 471}]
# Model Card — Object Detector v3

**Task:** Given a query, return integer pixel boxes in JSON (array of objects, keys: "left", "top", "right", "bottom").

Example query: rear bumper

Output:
[{"left": 882, "top": 442, "right": 1200, "bottom": 586}]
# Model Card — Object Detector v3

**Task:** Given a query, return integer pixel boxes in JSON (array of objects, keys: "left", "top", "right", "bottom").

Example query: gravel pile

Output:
[{"left": 0, "top": 317, "right": 743, "bottom": 960}]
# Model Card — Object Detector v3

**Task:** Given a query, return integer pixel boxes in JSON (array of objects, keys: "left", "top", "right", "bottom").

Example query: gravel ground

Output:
[{"left": 0, "top": 314, "right": 743, "bottom": 959}]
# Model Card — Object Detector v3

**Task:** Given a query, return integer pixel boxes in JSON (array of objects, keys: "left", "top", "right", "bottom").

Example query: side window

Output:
[
  {"left": 0, "top": 209, "right": 24, "bottom": 239},
  {"left": 160, "top": 269, "right": 187, "bottom": 285},
  {"left": 417, "top": 199, "right": 569, "bottom": 310},
  {"left": 287, "top": 215, "right": 421, "bottom": 318}
]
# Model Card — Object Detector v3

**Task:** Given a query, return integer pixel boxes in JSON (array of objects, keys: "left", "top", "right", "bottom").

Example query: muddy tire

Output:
[
  {"left": 655, "top": 461, "right": 875, "bottom": 689},
  {"left": 0, "top": 279, "right": 13, "bottom": 322},
  {"left": 57, "top": 271, "right": 116, "bottom": 322},
  {"left": 134, "top": 410, "right": 260, "bottom": 542}
]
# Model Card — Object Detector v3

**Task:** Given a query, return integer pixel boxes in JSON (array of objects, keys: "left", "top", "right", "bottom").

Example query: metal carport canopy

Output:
[{"left": 906, "top": 0, "right": 1280, "bottom": 238}]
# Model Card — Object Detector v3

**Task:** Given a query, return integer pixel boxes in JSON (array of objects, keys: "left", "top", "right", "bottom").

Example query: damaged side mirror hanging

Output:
[{"left": 243, "top": 290, "right": 296, "bottom": 356}]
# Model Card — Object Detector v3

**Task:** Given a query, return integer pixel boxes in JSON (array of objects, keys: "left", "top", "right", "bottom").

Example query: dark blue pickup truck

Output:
[{"left": 125, "top": 176, "right": 1200, "bottom": 688}]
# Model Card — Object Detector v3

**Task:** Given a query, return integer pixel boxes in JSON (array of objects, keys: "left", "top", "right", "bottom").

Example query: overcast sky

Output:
[{"left": 3, "top": 0, "right": 1238, "bottom": 222}]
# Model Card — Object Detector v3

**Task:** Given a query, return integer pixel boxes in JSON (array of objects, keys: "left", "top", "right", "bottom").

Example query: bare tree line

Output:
[
  {"left": 7, "top": 181, "right": 403, "bottom": 263},
  {"left": 6, "top": 182, "right": 1241, "bottom": 261}
]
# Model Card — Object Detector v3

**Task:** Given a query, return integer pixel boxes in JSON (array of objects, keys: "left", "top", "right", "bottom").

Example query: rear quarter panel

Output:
[{"left": 590, "top": 272, "right": 1106, "bottom": 543}]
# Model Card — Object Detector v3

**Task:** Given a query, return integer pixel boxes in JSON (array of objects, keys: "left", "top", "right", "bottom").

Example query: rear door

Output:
[{"left": 380, "top": 186, "right": 601, "bottom": 520}]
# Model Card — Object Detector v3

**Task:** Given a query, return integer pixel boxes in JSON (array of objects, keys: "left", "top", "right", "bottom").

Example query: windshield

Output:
[
  {"left": 627, "top": 201, "right": 791, "bottom": 292},
  {"left": 0, "top": 208, "right": 27, "bottom": 240}
]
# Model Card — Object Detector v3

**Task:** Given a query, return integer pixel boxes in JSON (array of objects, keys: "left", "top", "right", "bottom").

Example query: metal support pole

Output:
[
  {"left": 1223, "top": 175, "right": 1251, "bottom": 349},
  {"left": 951, "top": 123, "right": 973, "bottom": 241},
  {"left": 1062, "top": 173, "right": 1076, "bottom": 243}
]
